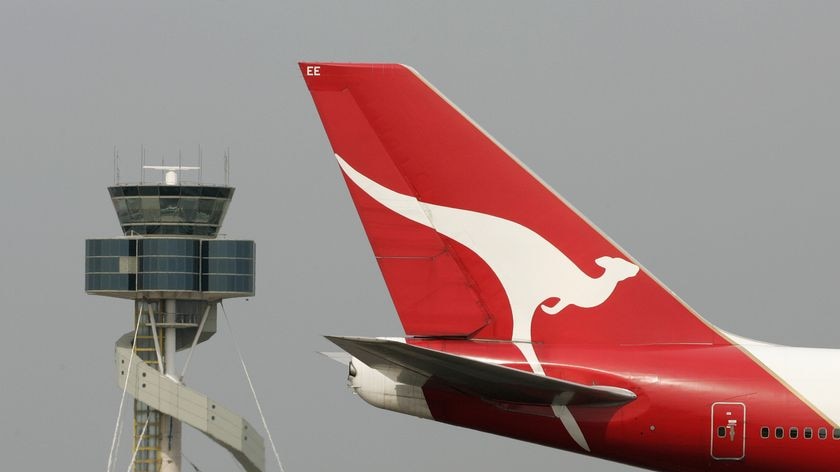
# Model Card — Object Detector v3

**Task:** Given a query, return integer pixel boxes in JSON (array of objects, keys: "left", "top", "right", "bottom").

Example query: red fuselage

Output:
[{"left": 410, "top": 340, "right": 839, "bottom": 471}]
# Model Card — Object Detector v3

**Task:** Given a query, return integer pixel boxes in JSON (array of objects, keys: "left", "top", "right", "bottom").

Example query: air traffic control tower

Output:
[{"left": 86, "top": 167, "right": 265, "bottom": 472}]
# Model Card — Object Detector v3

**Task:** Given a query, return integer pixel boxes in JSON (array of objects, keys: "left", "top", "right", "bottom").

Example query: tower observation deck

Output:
[{"left": 86, "top": 166, "right": 264, "bottom": 472}]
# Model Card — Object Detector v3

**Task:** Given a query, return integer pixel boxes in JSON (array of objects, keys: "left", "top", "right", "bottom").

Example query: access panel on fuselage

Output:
[{"left": 711, "top": 402, "right": 746, "bottom": 460}]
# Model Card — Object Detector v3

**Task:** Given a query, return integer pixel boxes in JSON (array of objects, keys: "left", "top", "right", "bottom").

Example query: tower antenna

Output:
[
  {"left": 113, "top": 146, "right": 120, "bottom": 185},
  {"left": 198, "top": 144, "right": 203, "bottom": 185},
  {"left": 224, "top": 147, "right": 230, "bottom": 186}
]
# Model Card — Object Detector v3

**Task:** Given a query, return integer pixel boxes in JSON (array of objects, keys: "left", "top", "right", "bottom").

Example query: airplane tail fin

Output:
[{"left": 300, "top": 62, "right": 722, "bottom": 346}]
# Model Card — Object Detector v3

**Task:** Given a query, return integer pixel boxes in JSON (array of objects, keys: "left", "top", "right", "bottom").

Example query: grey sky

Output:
[{"left": 2, "top": 1, "right": 839, "bottom": 471}]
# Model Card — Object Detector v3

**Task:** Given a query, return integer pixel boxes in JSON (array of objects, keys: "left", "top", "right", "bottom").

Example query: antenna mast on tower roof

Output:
[
  {"left": 113, "top": 146, "right": 121, "bottom": 185},
  {"left": 224, "top": 148, "right": 230, "bottom": 186}
]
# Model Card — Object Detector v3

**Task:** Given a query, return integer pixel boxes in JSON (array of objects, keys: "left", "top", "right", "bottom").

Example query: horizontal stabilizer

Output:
[
  {"left": 326, "top": 336, "right": 636, "bottom": 407},
  {"left": 319, "top": 351, "right": 351, "bottom": 366}
]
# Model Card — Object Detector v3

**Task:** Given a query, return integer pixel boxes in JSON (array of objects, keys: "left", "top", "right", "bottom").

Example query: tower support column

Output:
[{"left": 161, "top": 299, "right": 181, "bottom": 472}]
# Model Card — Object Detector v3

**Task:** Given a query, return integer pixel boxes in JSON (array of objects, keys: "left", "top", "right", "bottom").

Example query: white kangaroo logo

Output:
[{"left": 335, "top": 154, "right": 640, "bottom": 373}]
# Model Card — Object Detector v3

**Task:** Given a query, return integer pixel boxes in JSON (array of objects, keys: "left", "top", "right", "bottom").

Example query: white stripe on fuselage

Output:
[{"left": 723, "top": 331, "right": 840, "bottom": 427}]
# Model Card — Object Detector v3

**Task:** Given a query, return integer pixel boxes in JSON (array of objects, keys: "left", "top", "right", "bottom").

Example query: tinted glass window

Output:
[
  {"left": 139, "top": 256, "right": 199, "bottom": 273},
  {"left": 86, "top": 274, "right": 135, "bottom": 291},
  {"left": 717, "top": 426, "right": 726, "bottom": 438},
  {"left": 833, "top": 428, "right": 840, "bottom": 440},
  {"left": 819, "top": 428, "right": 827, "bottom": 440},
  {"left": 804, "top": 427, "right": 812, "bottom": 439},
  {"left": 126, "top": 198, "right": 142, "bottom": 221},
  {"left": 775, "top": 427, "right": 784, "bottom": 439},
  {"left": 159, "top": 186, "right": 180, "bottom": 196},
  {"left": 197, "top": 199, "right": 216, "bottom": 221},
  {"left": 181, "top": 186, "right": 201, "bottom": 197},
  {"left": 113, "top": 199, "right": 129, "bottom": 222},
  {"left": 140, "top": 239, "right": 200, "bottom": 257},
  {"left": 203, "top": 274, "right": 254, "bottom": 293},
  {"left": 85, "top": 239, "right": 136, "bottom": 257},
  {"left": 208, "top": 200, "right": 228, "bottom": 224},
  {"left": 201, "top": 187, "right": 232, "bottom": 198},
  {"left": 121, "top": 186, "right": 139, "bottom": 196},
  {"left": 205, "top": 240, "right": 255, "bottom": 258},
  {"left": 159, "top": 225, "right": 188, "bottom": 235},
  {"left": 760, "top": 427, "right": 770, "bottom": 439},
  {"left": 141, "top": 197, "right": 160, "bottom": 221},
  {"left": 204, "top": 258, "right": 254, "bottom": 275},
  {"left": 789, "top": 428, "right": 798, "bottom": 439},
  {"left": 159, "top": 198, "right": 181, "bottom": 222},
  {"left": 194, "top": 226, "right": 215, "bottom": 236},
  {"left": 139, "top": 273, "right": 199, "bottom": 291},
  {"left": 86, "top": 257, "right": 120, "bottom": 273},
  {"left": 180, "top": 197, "right": 199, "bottom": 221},
  {"left": 112, "top": 191, "right": 227, "bottom": 236}
]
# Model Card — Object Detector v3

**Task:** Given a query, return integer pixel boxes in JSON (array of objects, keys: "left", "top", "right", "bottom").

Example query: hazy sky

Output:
[{"left": 2, "top": 2, "right": 840, "bottom": 471}]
